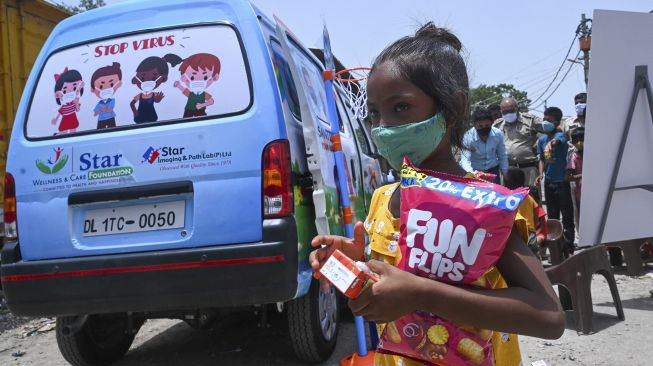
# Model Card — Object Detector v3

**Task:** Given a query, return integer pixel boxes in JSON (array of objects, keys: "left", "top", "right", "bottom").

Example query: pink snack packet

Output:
[{"left": 377, "top": 158, "right": 528, "bottom": 365}]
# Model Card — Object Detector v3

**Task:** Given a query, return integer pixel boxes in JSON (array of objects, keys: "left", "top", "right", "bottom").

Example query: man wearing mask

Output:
[
  {"left": 536, "top": 106, "right": 575, "bottom": 253},
  {"left": 494, "top": 97, "right": 542, "bottom": 185},
  {"left": 460, "top": 108, "right": 508, "bottom": 184},
  {"left": 488, "top": 103, "right": 502, "bottom": 123},
  {"left": 562, "top": 92, "right": 586, "bottom": 137}
]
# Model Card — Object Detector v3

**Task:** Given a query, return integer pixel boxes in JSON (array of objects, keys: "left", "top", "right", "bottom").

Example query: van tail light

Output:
[
  {"left": 4, "top": 173, "right": 18, "bottom": 242},
  {"left": 263, "top": 140, "right": 293, "bottom": 218}
]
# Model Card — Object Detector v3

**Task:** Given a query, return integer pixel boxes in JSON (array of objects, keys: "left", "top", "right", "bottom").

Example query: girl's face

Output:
[
  {"left": 133, "top": 68, "right": 166, "bottom": 90},
  {"left": 366, "top": 62, "right": 437, "bottom": 128},
  {"left": 56, "top": 80, "right": 84, "bottom": 99}
]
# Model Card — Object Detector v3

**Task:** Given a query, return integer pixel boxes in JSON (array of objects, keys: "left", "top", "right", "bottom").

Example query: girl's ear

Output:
[
  {"left": 131, "top": 76, "right": 139, "bottom": 85},
  {"left": 55, "top": 90, "right": 63, "bottom": 98},
  {"left": 160, "top": 75, "right": 168, "bottom": 83}
]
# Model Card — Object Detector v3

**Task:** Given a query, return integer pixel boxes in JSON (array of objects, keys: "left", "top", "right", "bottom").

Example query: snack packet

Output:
[
  {"left": 379, "top": 312, "right": 493, "bottom": 365},
  {"left": 398, "top": 159, "right": 527, "bottom": 284},
  {"left": 319, "top": 249, "right": 378, "bottom": 299},
  {"left": 377, "top": 158, "right": 528, "bottom": 365}
]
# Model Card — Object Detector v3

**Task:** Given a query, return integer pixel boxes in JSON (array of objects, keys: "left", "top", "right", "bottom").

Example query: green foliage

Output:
[
  {"left": 35, "top": 160, "right": 52, "bottom": 174},
  {"left": 52, "top": 155, "right": 69, "bottom": 173},
  {"left": 55, "top": 0, "right": 106, "bottom": 14},
  {"left": 470, "top": 83, "right": 530, "bottom": 112}
]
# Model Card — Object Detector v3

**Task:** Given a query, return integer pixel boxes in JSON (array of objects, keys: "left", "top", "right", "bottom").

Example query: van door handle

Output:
[{"left": 350, "top": 159, "right": 357, "bottom": 183}]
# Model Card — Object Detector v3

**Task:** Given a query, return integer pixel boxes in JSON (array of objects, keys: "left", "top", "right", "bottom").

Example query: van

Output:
[{"left": 0, "top": 0, "right": 384, "bottom": 365}]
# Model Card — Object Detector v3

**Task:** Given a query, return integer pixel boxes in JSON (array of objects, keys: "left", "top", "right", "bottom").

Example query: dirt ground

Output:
[{"left": 1, "top": 264, "right": 652, "bottom": 366}]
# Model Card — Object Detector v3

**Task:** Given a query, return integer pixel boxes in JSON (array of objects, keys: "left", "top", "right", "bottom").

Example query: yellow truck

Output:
[{"left": 0, "top": 0, "right": 69, "bottom": 194}]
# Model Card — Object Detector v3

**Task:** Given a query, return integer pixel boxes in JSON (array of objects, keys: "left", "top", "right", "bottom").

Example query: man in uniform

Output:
[
  {"left": 494, "top": 97, "right": 543, "bottom": 186},
  {"left": 562, "top": 92, "right": 586, "bottom": 138}
]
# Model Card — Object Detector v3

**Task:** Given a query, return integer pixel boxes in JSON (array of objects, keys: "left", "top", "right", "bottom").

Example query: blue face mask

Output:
[
  {"left": 542, "top": 120, "right": 556, "bottom": 133},
  {"left": 371, "top": 113, "right": 447, "bottom": 171}
]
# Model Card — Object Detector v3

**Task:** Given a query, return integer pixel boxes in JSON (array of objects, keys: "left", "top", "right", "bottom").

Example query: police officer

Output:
[
  {"left": 494, "top": 97, "right": 543, "bottom": 186},
  {"left": 562, "top": 92, "right": 586, "bottom": 138}
]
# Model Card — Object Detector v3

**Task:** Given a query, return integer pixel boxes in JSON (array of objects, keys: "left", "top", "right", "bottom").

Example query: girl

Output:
[
  {"left": 130, "top": 54, "right": 181, "bottom": 123},
  {"left": 51, "top": 68, "right": 84, "bottom": 134},
  {"left": 309, "top": 23, "right": 564, "bottom": 366}
]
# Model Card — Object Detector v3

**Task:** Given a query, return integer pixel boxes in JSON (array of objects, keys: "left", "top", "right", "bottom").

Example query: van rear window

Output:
[{"left": 25, "top": 24, "right": 251, "bottom": 139}]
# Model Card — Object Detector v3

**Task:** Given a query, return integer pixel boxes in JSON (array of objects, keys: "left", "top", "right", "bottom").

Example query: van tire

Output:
[
  {"left": 287, "top": 280, "right": 339, "bottom": 363},
  {"left": 56, "top": 314, "right": 138, "bottom": 366}
]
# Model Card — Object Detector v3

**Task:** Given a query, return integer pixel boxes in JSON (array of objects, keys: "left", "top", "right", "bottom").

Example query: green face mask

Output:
[{"left": 371, "top": 113, "right": 447, "bottom": 171}]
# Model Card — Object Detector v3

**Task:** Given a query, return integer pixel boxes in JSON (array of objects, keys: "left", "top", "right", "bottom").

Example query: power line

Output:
[
  {"left": 471, "top": 68, "right": 560, "bottom": 108},
  {"left": 494, "top": 45, "right": 569, "bottom": 83},
  {"left": 531, "top": 50, "right": 581, "bottom": 110},
  {"left": 528, "top": 32, "right": 579, "bottom": 107}
]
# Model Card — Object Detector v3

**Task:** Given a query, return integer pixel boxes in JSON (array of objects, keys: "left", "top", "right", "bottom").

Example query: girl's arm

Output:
[
  {"left": 350, "top": 227, "right": 565, "bottom": 339},
  {"left": 51, "top": 113, "right": 61, "bottom": 125},
  {"left": 130, "top": 97, "right": 138, "bottom": 116},
  {"left": 309, "top": 222, "right": 366, "bottom": 286}
]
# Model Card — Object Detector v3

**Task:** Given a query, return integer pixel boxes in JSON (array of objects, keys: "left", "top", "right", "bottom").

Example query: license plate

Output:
[{"left": 83, "top": 201, "right": 185, "bottom": 237}]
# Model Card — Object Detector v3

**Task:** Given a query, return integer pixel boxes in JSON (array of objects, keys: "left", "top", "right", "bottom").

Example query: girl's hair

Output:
[
  {"left": 54, "top": 69, "right": 84, "bottom": 105},
  {"left": 91, "top": 62, "right": 122, "bottom": 89},
  {"left": 371, "top": 22, "right": 470, "bottom": 151},
  {"left": 179, "top": 53, "right": 221, "bottom": 76},
  {"left": 136, "top": 54, "right": 182, "bottom": 75}
]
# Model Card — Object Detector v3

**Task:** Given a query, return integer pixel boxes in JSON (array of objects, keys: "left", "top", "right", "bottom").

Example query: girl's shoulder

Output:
[{"left": 368, "top": 183, "right": 399, "bottom": 214}]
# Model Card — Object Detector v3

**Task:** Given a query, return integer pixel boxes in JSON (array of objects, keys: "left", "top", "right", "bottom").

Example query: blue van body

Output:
[
  {"left": 2, "top": 0, "right": 306, "bottom": 315},
  {"left": 0, "top": 1, "right": 384, "bottom": 363}
]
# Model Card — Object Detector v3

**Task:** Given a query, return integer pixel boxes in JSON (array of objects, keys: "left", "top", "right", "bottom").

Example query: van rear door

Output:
[
  {"left": 11, "top": 1, "right": 283, "bottom": 260},
  {"left": 274, "top": 22, "right": 344, "bottom": 236}
]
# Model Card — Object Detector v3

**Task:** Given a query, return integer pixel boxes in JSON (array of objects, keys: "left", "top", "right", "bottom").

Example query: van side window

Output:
[
  {"left": 335, "top": 96, "right": 350, "bottom": 135},
  {"left": 270, "top": 40, "right": 301, "bottom": 121},
  {"left": 339, "top": 94, "right": 373, "bottom": 156}
]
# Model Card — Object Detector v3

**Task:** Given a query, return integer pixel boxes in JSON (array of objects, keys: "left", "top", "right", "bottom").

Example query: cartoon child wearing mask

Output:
[
  {"left": 91, "top": 62, "right": 122, "bottom": 129},
  {"left": 130, "top": 54, "right": 181, "bottom": 123},
  {"left": 172, "top": 53, "right": 221, "bottom": 118},
  {"left": 51, "top": 68, "right": 84, "bottom": 134}
]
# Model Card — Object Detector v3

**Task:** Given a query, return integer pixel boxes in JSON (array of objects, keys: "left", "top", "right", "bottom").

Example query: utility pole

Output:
[{"left": 577, "top": 14, "right": 592, "bottom": 87}]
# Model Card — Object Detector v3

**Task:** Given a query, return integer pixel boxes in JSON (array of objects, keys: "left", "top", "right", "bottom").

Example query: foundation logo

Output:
[
  {"left": 36, "top": 147, "right": 69, "bottom": 174},
  {"left": 142, "top": 147, "right": 160, "bottom": 164}
]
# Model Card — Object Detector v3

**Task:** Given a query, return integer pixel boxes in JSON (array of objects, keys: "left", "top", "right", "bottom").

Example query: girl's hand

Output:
[
  {"left": 349, "top": 260, "right": 420, "bottom": 323},
  {"left": 51, "top": 117, "right": 58, "bottom": 125},
  {"left": 309, "top": 221, "right": 366, "bottom": 286}
]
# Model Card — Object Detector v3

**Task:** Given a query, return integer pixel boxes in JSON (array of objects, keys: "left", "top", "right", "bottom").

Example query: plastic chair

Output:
[
  {"left": 545, "top": 219, "right": 566, "bottom": 265},
  {"left": 604, "top": 239, "right": 646, "bottom": 276},
  {"left": 545, "top": 245, "right": 625, "bottom": 334}
]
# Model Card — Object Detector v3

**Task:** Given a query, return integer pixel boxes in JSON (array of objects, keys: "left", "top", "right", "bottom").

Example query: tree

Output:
[
  {"left": 470, "top": 83, "right": 530, "bottom": 112},
  {"left": 55, "top": 0, "right": 105, "bottom": 14}
]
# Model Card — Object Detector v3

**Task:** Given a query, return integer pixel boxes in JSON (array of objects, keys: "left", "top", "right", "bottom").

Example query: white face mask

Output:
[
  {"left": 575, "top": 103, "right": 586, "bottom": 115},
  {"left": 62, "top": 92, "right": 77, "bottom": 104},
  {"left": 99, "top": 87, "right": 114, "bottom": 100},
  {"left": 503, "top": 112, "right": 518, "bottom": 123},
  {"left": 189, "top": 80, "right": 207, "bottom": 94},
  {"left": 136, "top": 76, "right": 161, "bottom": 93}
]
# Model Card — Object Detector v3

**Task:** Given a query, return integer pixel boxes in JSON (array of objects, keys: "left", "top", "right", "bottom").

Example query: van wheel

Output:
[
  {"left": 288, "top": 279, "right": 339, "bottom": 363},
  {"left": 56, "top": 314, "right": 139, "bottom": 366}
]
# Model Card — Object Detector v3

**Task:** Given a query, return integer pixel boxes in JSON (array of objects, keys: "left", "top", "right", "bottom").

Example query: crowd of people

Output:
[{"left": 462, "top": 93, "right": 587, "bottom": 255}]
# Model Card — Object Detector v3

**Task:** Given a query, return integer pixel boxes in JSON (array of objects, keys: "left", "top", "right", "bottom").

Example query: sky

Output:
[{"left": 54, "top": 0, "right": 652, "bottom": 117}]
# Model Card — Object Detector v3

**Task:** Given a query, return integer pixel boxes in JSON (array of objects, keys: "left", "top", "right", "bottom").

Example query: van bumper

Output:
[{"left": 0, "top": 217, "right": 298, "bottom": 317}]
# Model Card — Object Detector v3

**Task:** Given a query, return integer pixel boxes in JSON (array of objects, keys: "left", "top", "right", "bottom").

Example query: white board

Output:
[{"left": 579, "top": 10, "right": 653, "bottom": 246}]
